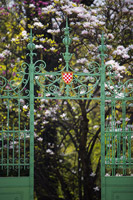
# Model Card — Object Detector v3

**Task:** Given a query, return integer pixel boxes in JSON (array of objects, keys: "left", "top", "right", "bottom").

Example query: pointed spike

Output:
[
  {"left": 30, "top": 28, "right": 32, "bottom": 36},
  {"left": 66, "top": 16, "right": 68, "bottom": 28}
]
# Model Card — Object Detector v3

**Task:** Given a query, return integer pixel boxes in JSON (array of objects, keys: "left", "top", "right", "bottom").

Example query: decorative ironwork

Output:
[
  {"left": 62, "top": 72, "right": 73, "bottom": 84},
  {"left": 0, "top": 17, "right": 132, "bottom": 200},
  {"left": 33, "top": 18, "right": 101, "bottom": 99}
]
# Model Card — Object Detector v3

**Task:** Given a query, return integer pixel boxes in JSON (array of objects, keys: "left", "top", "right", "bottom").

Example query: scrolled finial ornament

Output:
[
  {"left": 98, "top": 32, "right": 107, "bottom": 55},
  {"left": 27, "top": 29, "right": 36, "bottom": 52}
]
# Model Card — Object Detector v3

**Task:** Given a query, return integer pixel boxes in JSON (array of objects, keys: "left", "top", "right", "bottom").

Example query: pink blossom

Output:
[
  {"left": 13, "top": 72, "right": 16, "bottom": 76},
  {"left": 39, "top": 107, "right": 42, "bottom": 111},
  {"left": 6, "top": 86, "right": 10, "bottom": 89},
  {"left": 42, "top": 2, "right": 49, "bottom": 6},
  {"left": 2, "top": 71, "right": 6, "bottom": 75}
]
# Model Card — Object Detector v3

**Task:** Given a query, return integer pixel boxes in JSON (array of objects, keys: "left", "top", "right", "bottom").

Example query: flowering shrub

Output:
[{"left": 0, "top": 0, "right": 132, "bottom": 200}]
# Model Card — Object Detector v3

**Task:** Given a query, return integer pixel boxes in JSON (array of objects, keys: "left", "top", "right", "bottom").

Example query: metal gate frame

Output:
[{"left": 0, "top": 18, "right": 133, "bottom": 200}]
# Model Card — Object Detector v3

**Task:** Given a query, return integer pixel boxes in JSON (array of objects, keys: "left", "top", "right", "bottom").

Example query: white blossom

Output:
[
  {"left": 60, "top": 113, "right": 66, "bottom": 118},
  {"left": 105, "top": 60, "right": 125, "bottom": 73},
  {"left": 35, "top": 44, "right": 43, "bottom": 49},
  {"left": 81, "top": 30, "right": 88, "bottom": 35},
  {"left": 83, "top": 68, "right": 89, "bottom": 73},
  {"left": 33, "top": 22, "right": 44, "bottom": 28},
  {"left": 113, "top": 45, "right": 129, "bottom": 59},
  {"left": 33, "top": 17, "right": 39, "bottom": 21},
  {"left": 71, "top": 6, "right": 86, "bottom": 14},
  {"left": 93, "top": 125, "right": 99, "bottom": 129},
  {"left": 107, "top": 33, "right": 114, "bottom": 40},
  {"left": 42, "top": 120, "right": 49, "bottom": 124},
  {"left": 77, "top": 58, "right": 88, "bottom": 64},
  {"left": 29, "top": 4, "right": 35, "bottom": 8},
  {"left": 11, "top": 38, "right": 16, "bottom": 42},
  {"left": 20, "top": 99, "right": 25, "bottom": 104},
  {"left": 42, "top": 5, "right": 56, "bottom": 14},
  {"left": 90, "top": 172, "right": 96, "bottom": 177},
  {"left": 122, "top": 7, "right": 129, "bottom": 13},
  {"left": 22, "top": 30, "right": 28, "bottom": 37},
  {"left": 93, "top": 186, "right": 100, "bottom": 192},
  {"left": 0, "top": 53, "right": 5, "bottom": 59},
  {"left": 125, "top": 117, "right": 130, "bottom": 122},
  {"left": 73, "top": 37, "right": 79, "bottom": 41},
  {"left": 37, "top": 137, "right": 43, "bottom": 141},
  {"left": 83, "top": 22, "right": 91, "bottom": 28},
  {"left": 23, "top": 105, "right": 28, "bottom": 109},
  {"left": 116, "top": 120, "right": 121, "bottom": 124},
  {"left": 34, "top": 121, "right": 37, "bottom": 125},
  {"left": 45, "top": 110, "right": 51, "bottom": 117},
  {"left": 78, "top": 13, "right": 87, "bottom": 18},
  {"left": 1, "top": 50, "right": 11, "bottom": 57},
  {"left": 105, "top": 173, "right": 110, "bottom": 176},
  {"left": 47, "top": 29, "right": 60, "bottom": 34},
  {"left": 46, "top": 149, "right": 54, "bottom": 155},
  {"left": 40, "top": 38, "right": 46, "bottom": 42}
]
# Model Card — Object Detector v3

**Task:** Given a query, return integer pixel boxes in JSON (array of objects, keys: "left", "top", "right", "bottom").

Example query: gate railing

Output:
[{"left": 0, "top": 17, "right": 133, "bottom": 200}]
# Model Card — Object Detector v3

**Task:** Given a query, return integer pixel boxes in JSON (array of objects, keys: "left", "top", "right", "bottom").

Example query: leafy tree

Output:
[{"left": 0, "top": 0, "right": 132, "bottom": 200}]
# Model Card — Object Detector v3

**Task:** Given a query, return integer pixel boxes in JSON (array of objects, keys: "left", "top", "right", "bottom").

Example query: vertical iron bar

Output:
[
  {"left": 105, "top": 123, "right": 108, "bottom": 165},
  {"left": 113, "top": 101, "right": 116, "bottom": 175},
  {"left": 118, "top": 126, "right": 121, "bottom": 165},
  {"left": 108, "top": 124, "right": 111, "bottom": 166},
  {"left": 99, "top": 32, "right": 106, "bottom": 200},
  {"left": 117, "top": 124, "right": 120, "bottom": 167},
  {"left": 24, "top": 123, "right": 26, "bottom": 170},
  {"left": 18, "top": 98, "right": 21, "bottom": 176},
  {"left": 28, "top": 28, "right": 35, "bottom": 200},
  {"left": 128, "top": 126, "right": 131, "bottom": 170},
  {"left": 2, "top": 123, "right": 3, "bottom": 170},
  {"left": 122, "top": 100, "right": 126, "bottom": 175},
  {"left": 111, "top": 101, "right": 114, "bottom": 175},
  {"left": 7, "top": 95, "right": 10, "bottom": 176},
  {"left": 13, "top": 124, "right": 15, "bottom": 170}
]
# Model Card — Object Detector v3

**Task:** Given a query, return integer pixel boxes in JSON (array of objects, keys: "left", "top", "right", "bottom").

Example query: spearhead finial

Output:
[
  {"left": 63, "top": 17, "right": 72, "bottom": 47},
  {"left": 27, "top": 28, "right": 36, "bottom": 63},
  {"left": 27, "top": 28, "right": 36, "bottom": 52},
  {"left": 98, "top": 32, "right": 106, "bottom": 54},
  {"left": 62, "top": 17, "right": 72, "bottom": 71}
]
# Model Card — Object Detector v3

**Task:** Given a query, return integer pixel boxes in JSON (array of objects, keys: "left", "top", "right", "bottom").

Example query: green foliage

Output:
[{"left": 0, "top": 0, "right": 132, "bottom": 200}]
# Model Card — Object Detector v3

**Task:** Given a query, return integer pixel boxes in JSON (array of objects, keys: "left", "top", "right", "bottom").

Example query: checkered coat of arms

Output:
[{"left": 62, "top": 72, "right": 73, "bottom": 84}]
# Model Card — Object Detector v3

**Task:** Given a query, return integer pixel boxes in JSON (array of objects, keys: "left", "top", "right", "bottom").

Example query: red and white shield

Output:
[{"left": 62, "top": 72, "right": 73, "bottom": 84}]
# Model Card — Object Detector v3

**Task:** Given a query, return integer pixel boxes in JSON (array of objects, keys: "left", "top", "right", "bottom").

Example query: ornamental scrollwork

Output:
[
  {"left": 105, "top": 64, "right": 133, "bottom": 99},
  {"left": 0, "top": 62, "right": 29, "bottom": 97}
]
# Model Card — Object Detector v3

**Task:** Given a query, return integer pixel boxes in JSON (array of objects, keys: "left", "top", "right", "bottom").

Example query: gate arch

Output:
[{"left": 0, "top": 18, "right": 132, "bottom": 200}]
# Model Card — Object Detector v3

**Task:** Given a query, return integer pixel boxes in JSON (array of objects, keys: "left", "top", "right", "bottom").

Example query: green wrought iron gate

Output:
[
  {"left": 0, "top": 18, "right": 133, "bottom": 200},
  {"left": 101, "top": 57, "right": 133, "bottom": 199}
]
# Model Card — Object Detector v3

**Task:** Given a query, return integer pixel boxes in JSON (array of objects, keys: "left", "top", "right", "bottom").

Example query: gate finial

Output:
[
  {"left": 62, "top": 16, "right": 72, "bottom": 71},
  {"left": 98, "top": 32, "right": 107, "bottom": 59},
  {"left": 27, "top": 28, "right": 36, "bottom": 64}
]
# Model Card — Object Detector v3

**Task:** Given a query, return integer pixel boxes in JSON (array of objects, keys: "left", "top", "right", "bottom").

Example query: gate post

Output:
[
  {"left": 27, "top": 29, "right": 35, "bottom": 200},
  {"left": 99, "top": 33, "right": 106, "bottom": 200}
]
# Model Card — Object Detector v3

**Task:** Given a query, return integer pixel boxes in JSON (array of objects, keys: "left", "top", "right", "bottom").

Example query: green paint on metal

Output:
[
  {"left": 0, "top": 18, "right": 133, "bottom": 200},
  {"left": 27, "top": 28, "right": 35, "bottom": 200},
  {"left": 99, "top": 32, "right": 106, "bottom": 200},
  {"left": 62, "top": 17, "right": 72, "bottom": 72}
]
